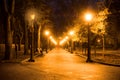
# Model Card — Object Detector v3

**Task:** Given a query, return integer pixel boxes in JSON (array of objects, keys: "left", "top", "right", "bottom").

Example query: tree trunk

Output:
[
  {"left": 113, "top": 37, "right": 118, "bottom": 50},
  {"left": 18, "top": 38, "right": 21, "bottom": 51},
  {"left": 4, "top": 15, "right": 13, "bottom": 60},
  {"left": 38, "top": 25, "right": 41, "bottom": 50},
  {"left": 24, "top": 22, "right": 29, "bottom": 55},
  {"left": 3, "top": 0, "right": 15, "bottom": 60},
  {"left": 94, "top": 43, "right": 96, "bottom": 57}
]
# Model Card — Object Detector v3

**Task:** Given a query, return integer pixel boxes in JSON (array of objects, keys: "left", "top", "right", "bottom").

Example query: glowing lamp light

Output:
[
  {"left": 31, "top": 14, "right": 35, "bottom": 20},
  {"left": 59, "top": 36, "right": 69, "bottom": 45},
  {"left": 85, "top": 13, "right": 93, "bottom": 21},
  {"left": 69, "top": 31, "right": 74, "bottom": 36},
  {"left": 45, "top": 31, "right": 50, "bottom": 36},
  {"left": 50, "top": 36, "right": 52, "bottom": 39},
  {"left": 49, "top": 36, "right": 57, "bottom": 45},
  {"left": 65, "top": 36, "right": 69, "bottom": 39}
]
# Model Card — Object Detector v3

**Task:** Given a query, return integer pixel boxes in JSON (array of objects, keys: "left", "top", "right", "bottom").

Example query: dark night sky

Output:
[
  {"left": 48, "top": 0, "right": 83, "bottom": 36},
  {"left": 49, "top": 0, "right": 74, "bottom": 35},
  {"left": 47, "top": 0, "right": 97, "bottom": 36}
]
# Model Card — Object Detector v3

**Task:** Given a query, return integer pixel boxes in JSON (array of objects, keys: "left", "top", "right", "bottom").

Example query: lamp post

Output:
[
  {"left": 45, "top": 30, "right": 50, "bottom": 53},
  {"left": 102, "top": 33, "right": 105, "bottom": 58},
  {"left": 85, "top": 13, "right": 93, "bottom": 62},
  {"left": 28, "top": 14, "right": 35, "bottom": 62},
  {"left": 38, "top": 23, "right": 41, "bottom": 53},
  {"left": 69, "top": 31, "right": 74, "bottom": 53},
  {"left": 65, "top": 36, "right": 69, "bottom": 49}
]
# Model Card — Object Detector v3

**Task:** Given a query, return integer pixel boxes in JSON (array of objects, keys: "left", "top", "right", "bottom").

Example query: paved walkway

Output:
[
  {"left": 1, "top": 48, "right": 120, "bottom": 80},
  {"left": 0, "top": 48, "right": 120, "bottom": 67}
]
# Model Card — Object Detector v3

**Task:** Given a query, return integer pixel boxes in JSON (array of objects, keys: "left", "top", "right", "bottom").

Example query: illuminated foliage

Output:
[{"left": 91, "top": 8, "right": 109, "bottom": 35}]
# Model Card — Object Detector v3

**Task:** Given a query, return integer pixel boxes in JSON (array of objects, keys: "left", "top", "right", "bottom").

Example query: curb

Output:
[
  {"left": 0, "top": 60, "right": 21, "bottom": 63},
  {"left": 76, "top": 54, "right": 120, "bottom": 67},
  {"left": 0, "top": 53, "right": 43, "bottom": 63},
  {"left": 92, "top": 59, "right": 120, "bottom": 67},
  {"left": 21, "top": 53, "right": 44, "bottom": 63}
]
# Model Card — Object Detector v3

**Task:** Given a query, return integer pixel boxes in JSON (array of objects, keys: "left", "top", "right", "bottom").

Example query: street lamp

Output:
[
  {"left": 65, "top": 36, "right": 69, "bottom": 49},
  {"left": 45, "top": 30, "right": 50, "bottom": 53},
  {"left": 45, "top": 30, "right": 50, "bottom": 36},
  {"left": 69, "top": 31, "right": 74, "bottom": 53},
  {"left": 85, "top": 13, "right": 93, "bottom": 62},
  {"left": 28, "top": 14, "right": 35, "bottom": 62}
]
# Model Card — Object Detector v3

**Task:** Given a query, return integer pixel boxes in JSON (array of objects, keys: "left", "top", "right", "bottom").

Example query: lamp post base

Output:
[
  {"left": 86, "top": 59, "right": 93, "bottom": 63},
  {"left": 28, "top": 59, "right": 35, "bottom": 62},
  {"left": 71, "top": 51, "right": 73, "bottom": 53}
]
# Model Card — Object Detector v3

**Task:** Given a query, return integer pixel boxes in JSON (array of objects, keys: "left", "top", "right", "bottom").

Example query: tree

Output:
[
  {"left": 2, "top": 0, "right": 15, "bottom": 60},
  {"left": 106, "top": 0, "right": 120, "bottom": 49},
  {"left": 22, "top": 0, "right": 53, "bottom": 53},
  {"left": 14, "top": 19, "right": 23, "bottom": 51}
]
